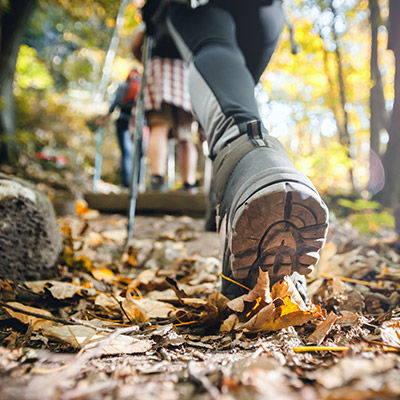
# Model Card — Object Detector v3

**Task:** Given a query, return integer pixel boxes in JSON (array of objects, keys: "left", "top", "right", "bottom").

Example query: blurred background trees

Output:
[{"left": 0, "top": 0, "right": 398, "bottom": 226}]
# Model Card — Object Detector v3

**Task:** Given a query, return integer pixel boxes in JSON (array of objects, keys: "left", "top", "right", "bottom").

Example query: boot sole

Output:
[{"left": 228, "top": 181, "right": 328, "bottom": 284}]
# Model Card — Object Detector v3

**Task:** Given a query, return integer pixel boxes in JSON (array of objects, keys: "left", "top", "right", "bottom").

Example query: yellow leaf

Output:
[{"left": 92, "top": 267, "right": 115, "bottom": 282}]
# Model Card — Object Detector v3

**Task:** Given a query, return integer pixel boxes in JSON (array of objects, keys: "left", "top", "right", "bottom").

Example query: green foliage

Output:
[
  {"left": 0, "top": 0, "right": 10, "bottom": 12},
  {"left": 348, "top": 210, "right": 395, "bottom": 234},
  {"left": 15, "top": 45, "right": 54, "bottom": 90},
  {"left": 338, "top": 198, "right": 395, "bottom": 234},
  {"left": 337, "top": 198, "right": 381, "bottom": 211}
]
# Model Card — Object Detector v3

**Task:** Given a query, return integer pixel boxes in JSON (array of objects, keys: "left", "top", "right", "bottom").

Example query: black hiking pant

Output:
[{"left": 165, "top": 0, "right": 284, "bottom": 157}]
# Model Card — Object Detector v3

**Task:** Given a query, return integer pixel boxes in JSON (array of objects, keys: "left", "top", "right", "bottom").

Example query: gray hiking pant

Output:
[{"left": 165, "top": 0, "right": 284, "bottom": 157}]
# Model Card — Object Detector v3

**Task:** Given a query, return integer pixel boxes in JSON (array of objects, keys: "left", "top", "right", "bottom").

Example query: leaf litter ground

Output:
[{"left": 1, "top": 207, "right": 400, "bottom": 400}]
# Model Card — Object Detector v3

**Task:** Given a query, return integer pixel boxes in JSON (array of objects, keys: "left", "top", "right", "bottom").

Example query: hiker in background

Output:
[
  {"left": 131, "top": 22, "right": 198, "bottom": 193},
  {"left": 97, "top": 69, "right": 141, "bottom": 187}
]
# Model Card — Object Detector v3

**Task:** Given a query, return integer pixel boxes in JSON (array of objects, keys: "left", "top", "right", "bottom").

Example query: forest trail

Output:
[{"left": 0, "top": 210, "right": 399, "bottom": 400}]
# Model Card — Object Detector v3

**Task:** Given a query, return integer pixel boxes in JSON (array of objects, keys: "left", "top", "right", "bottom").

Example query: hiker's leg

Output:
[
  {"left": 148, "top": 124, "right": 169, "bottom": 176},
  {"left": 116, "top": 119, "right": 132, "bottom": 187},
  {"left": 166, "top": 2, "right": 260, "bottom": 156},
  {"left": 175, "top": 108, "right": 197, "bottom": 187},
  {"left": 146, "top": 103, "right": 174, "bottom": 183},
  {"left": 213, "top": 0, "right": 285, "bottom": 82}
]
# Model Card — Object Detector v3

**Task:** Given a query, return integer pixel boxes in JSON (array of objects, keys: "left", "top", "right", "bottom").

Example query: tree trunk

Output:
[
  {"left": 380, "top": 0, "right": 400, "bottom": 208},
  {"left": 327, "top": 2, "right": 356, "bottom": 192},
  {"left": 332, "top": 39, "right": 356, "bottom": 191},
  {"left": 381, "top": 56, "right": 400, "bottom": 208},
  {"left": 0, "top": 0, "right": 36, "bottom": 164},
  {"left": 368, "top": 0, "right": 388, "bottom": 156}
]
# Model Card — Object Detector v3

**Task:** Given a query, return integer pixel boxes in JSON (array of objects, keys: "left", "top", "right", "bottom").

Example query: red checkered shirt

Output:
[{"left": 144, "top": 57, "right": 192, "bottom": 114}]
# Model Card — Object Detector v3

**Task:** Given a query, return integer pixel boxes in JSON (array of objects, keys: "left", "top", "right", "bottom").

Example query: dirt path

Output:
[{"left": 0, "top": 212, "right": 399, "bottom": 400}]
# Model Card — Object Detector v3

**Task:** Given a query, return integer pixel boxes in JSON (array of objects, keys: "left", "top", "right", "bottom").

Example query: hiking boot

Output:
[
  {"left": 150, "top": 175, "right": 168, "bottom": 192},
  {"left": 215, "top": 121, "right": 329, "bottom": 299},
  {"left": 179, "top": 182, "right": 199, "bottom": 195}
]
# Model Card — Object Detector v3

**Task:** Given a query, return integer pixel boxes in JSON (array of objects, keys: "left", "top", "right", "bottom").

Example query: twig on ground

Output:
[{"left": 360, "top": 335, "right": 400, "bottom": 351}]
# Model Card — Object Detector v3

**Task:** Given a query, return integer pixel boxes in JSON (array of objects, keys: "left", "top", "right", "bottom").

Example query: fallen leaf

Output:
[
  {"left": 271, "top": 276, "right": 308, "bottom": 311},
  {"left": 227, "top": 269, "right": 272, "bottom": 313},
  {"left": 85, "top": 334, "right": 152, "bottom": 355},
  {"left": 41, "top": 324, "right": 97, "bottom": 348},
  {"left": 122, "top": 290, "right": 148, "bottom": 323},
  {"left": 94, "top": 293, "right": 121, "bottom": 309},
  {"left": 307, "top": 311, "right": 338, "bottom": 345},
  {"left": 91, "top": 267, "right": 115, "bottom": 282},
  {"left": 146, "top": 289, "right": 179, "bottom": 302},
  {"left": 129, "top": 298, "right": 176, "bottom": 319},
  {"left": 75, "top": 199, "right": 89, "bottom": 215},
  {"left": 123, "top": 291, "right": 175, "bottom": 322},
  {"left": 102, "top": 229, "right": 126, "bottom": 243},
  {"left": 336, "top": 310, "right": 358, "bottom": 326},
  {"left": 24, "top": 281, "right": 96, "bottom": 299},
  {"left": 181, "top": 298, "right": 210, "bottom": 308},
  {"left": 225, "top": 271, "right": 320, "bottom": 333},
  {"left": 3, "top": 302, "right": 54, "bottom": 328},
  {"left": 220, "top": 314, "right": 239, "bottom": 332},
  {"left": 381, "top": 318, "right": 400, "bottom": 347},
  {"left": 129, "top": 269, "right": 157, "bottom": 290}
]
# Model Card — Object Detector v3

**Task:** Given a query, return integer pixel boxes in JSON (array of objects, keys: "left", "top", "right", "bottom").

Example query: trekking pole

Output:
[
  {"left": 126, "top": 34, "right": 153, "bottom": 242},
  {"left": 93, "top": 126, "right": 104, "bottom": 194}
]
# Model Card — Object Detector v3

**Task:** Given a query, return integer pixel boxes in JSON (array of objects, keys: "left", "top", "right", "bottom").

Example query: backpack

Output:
[{"left": 120, "top": 72, "right": 141, "bottom": 105}]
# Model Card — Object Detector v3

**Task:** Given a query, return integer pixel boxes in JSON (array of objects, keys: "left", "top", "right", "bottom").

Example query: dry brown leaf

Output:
[
  {"left": 41, "top": 324, "right": 97, "bottom": 348},
  {"left": 206, "top": 292, "right": 230, "bottom": 314},
  {"left": 146, "top": 289, "right": 179, "bottom": 302},
  {"left": 122, "top": 290, "right": 149, "bottom": 323},
  {"left": 102, "top": 229, "right": 126, "bottom": 244},
  {"left": 181, "top": 298, "right": 209, "bottom": 308},
  {"left": 377, "top": 265, "right": 400, "bottom": 283},
  {"left": 130, "top": 298, "right": 176, "bottom": 319},
  {"left": 381, "top": 318, "right": 400, "bottom": 347},
  {"left": 85, "top": 334, "right": 152, "bottom": 355},
  {"left": 3, "top": 302, "right": 54, "bottom": 328},
  {"left": 336, "top": 310, "right": 358, "bottom": 326},
  {"left": 220, "top": 314, "right": 238, "bottom": 332},
  {"left": 309, "top": 240, "right": 338, "bottom": 279},
  {"left": 227, "top": 269, "right": 272, "bottom": 313},
  {"left": 225, "top": 270, "right": 320, "bottom": 333},
  {"left": 123, "top": 290, "right": 175, "bottom": 322},
  {"left": 24, "top": 281, "right": 96, "bottom": 300},
  {"left": 271, "top": 276, "right": 308, "bottom": 311},
  {"left": 75, "top": 199, "right": 90, "bottom": 215},
  {"left": 129, "top": 269, "right": 157, "bottom": 290},
  {"left": 237, "top": 297, "right": 315, "bottom": 333},
  {"left": 94, "top": 293, "right": 121, "bottom": 309}
]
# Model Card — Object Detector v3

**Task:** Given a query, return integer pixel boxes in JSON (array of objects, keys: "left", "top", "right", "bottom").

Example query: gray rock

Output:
[{"left": 0, "top": 173, "right": 62, "bottom": 282}]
